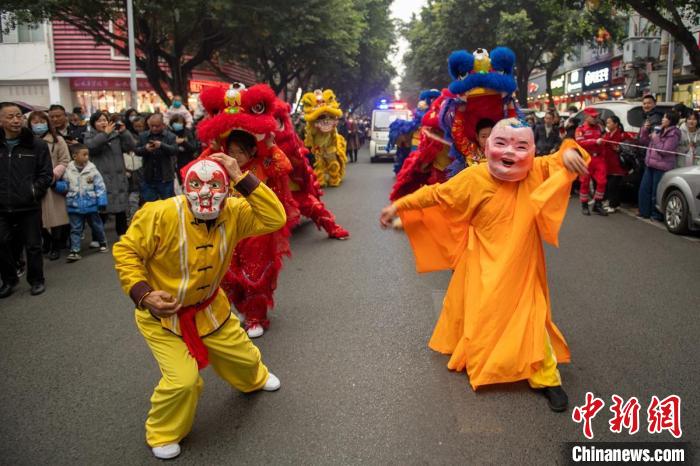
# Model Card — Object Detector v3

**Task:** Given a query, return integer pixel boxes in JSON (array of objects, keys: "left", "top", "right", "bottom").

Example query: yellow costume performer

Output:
[
  {"left": 386, "top": 119, "right": 590, "bottom": 411},
  {"left": 113, "top": 161, "right": 286, "bottom": 459},
  {"left": 301, "top": 89, "right": 347, "bottom": 187}
]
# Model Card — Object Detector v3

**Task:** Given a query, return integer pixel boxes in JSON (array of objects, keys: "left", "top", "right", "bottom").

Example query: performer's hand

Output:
[
  {"left": 209, "top": 152, "right": 244, "bottom": 181},
  {"left": 562, "top": 149, "right": 588, "bottom": 176},
  {"left": 142, "top": 290, "right": 182, "bottom": 318},
  {"left": 380, "top": 204, "right": 398, "bottom": 229}
]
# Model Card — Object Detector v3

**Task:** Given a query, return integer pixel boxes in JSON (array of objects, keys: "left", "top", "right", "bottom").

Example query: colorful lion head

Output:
[
  {"left": 197, "top": 82, "right": 278, "bottom": 147},
  {"left": 301, "top": 89, "right": 343, "bottom": 129},
  {"left": 447, "top": 46, "right": 516, "bottom": 98}
]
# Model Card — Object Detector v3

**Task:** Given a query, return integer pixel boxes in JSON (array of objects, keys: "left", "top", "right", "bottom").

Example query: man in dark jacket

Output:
[
  {"left": 48, "top": 104, "right": 86, "bottom": 144},
  {"left": 641, "top": 94, "right": 664, "bottom": 129},
  {"left": 0, "top": 102, "right": 53, "bottom": 297},
  {"left": 533, "top": 111, "right": 561, "bottom": 156},
  {"left": 135, "top": 113, "right": 179, "bottom": 202}
]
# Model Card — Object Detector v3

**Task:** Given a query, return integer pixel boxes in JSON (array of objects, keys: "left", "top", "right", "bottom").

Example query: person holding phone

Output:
[
  {"left": 638, "top": 110, "right": 681, "bottom": 220},
  {"left": 135, "top": 113, "right": 179, "bottom": 202}
]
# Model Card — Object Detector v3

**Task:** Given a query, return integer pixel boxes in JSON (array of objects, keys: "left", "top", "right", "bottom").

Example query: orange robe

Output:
[{"left": 394, "top": 139, "right": 590, "bottom": 390}]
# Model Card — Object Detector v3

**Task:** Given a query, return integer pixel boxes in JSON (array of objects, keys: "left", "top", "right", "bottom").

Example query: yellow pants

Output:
[
  {"left": 528, "top": 331, "right": 562, "bottom": 388},
  {"left": 135, "top": 309, "right": 269, "bottom": 447}
]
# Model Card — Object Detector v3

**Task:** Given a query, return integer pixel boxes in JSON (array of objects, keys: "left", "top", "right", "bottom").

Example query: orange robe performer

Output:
[{"left": 380, "top": 118, "right": 590, "bottom": 411}]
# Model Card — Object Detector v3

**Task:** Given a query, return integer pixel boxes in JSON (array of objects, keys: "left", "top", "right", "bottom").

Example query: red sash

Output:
[{"left": 178, "top": 291, "right": 219, "bottom": 370}]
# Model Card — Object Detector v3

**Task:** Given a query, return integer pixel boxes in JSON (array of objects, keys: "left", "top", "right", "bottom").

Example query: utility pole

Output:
[
  {"left": 126, "top": 0, "right": 138, "bottom": 109},
  {"left": 665, "top": 36, "right": 674, "bottom": 102}
]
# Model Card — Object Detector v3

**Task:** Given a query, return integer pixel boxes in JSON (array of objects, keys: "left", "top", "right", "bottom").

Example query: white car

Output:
[
  {"left": 369, "top": 108, "right": 412, "bottom": 162},
  {"left": 569, "top": 100, "right": 676, "bottom": 134}
]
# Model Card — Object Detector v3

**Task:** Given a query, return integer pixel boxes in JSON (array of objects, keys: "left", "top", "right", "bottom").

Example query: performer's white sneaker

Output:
[
  {"left": 246, "top": 324, "right": 264, "bottom": 338},
  {"left": 151, "top": 443, "right": 181, "bottom": 459},
  {"left": 262, "top": 373, "right": 281, "bottom": 391}
]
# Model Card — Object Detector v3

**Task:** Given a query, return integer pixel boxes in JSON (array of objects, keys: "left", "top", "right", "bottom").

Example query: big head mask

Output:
[
  {"left": 182, "top": 159, "right": 230, "bottom": 220},
  {"left": 485, "top": 118, "right": 535, "bottom": 182}
]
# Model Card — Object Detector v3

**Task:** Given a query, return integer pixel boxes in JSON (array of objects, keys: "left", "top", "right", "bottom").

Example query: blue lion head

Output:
[{"left": 447, "top": 46, "right": 516, "bottom": 97}]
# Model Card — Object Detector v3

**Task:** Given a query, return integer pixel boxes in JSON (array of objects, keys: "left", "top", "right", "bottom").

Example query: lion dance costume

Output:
[
  {"left": 387, "top": 89, "right": 441, "bottom": 175},
  {"left": 301, "top": 89, "right": 347, "bottom": 187},
  {"left": 273, "top": 99, "right": 350, "bottom": 239},
  {"left": 439, "top": 47, "right": 519, "bottom": 178},
  {"left": 390, "top": 89, "right": 454, "bottom": 202},
  {"left": 197, "top": 83, "right": 299, "bottom": 336}
]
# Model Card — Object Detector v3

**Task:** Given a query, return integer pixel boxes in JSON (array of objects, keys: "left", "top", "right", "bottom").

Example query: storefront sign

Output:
[
  {"left": 70, "top": 77, "right": 152, "bottom": 91},
  {"left": 189, "top": 79, "right": 230, "bottom": 93},
  {"left": 610, "top": 58, "right": 624, "bottom": 85},
  {"left": 566, "top": 69, "right": 583, "bottom": 94},
  {"left": 583, "top": 61, "right": 611, "bottom": 91},
  {"left": 527, "top": 73, "right": 547, "bottom": 98},
  {"left": 551, "top": 74, "right": 565, "bottom": 96}
]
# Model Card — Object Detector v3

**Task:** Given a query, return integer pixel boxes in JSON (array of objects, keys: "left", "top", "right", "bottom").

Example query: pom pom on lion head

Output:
[
  {"left": 301, "top": 89, "right": 343, "bottom": 122},
  {"left": 196, "top": 83, "right": 278, "bottom": 147},
  {"left": 447, "top": 46, "right": 516, "bottom": 99}
]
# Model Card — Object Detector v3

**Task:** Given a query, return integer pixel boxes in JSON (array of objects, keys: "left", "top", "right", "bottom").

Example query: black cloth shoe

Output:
[
  {"left": 592, "top": 201, "right": 608, "bottom": 216},
  {"left": 48, "top": 250, "right": 60, "bottom": 261},
  {"left": 536, "top": 386, "right": 569, "bottom": 412},
  {"left": 0, "top": 280, "right": 19, "bottom": 299},
  {"left": 581, "top": 202, "right": 590, "bottom": 216},
  {"left": 30, "top": 282, "right": 46, "bottom": 296}
]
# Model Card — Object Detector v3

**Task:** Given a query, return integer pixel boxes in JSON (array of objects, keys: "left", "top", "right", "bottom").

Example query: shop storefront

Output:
[
  {"left": 672, "top": 81, "right": 700, "bottom": 109},
  {"left": 70, "top": 77, "right": 162, "bottom": 114}
]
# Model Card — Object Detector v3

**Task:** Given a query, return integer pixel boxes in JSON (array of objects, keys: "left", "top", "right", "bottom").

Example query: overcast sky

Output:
[{"left": 390, "top": 0, "right": 426, "bottom": 98}]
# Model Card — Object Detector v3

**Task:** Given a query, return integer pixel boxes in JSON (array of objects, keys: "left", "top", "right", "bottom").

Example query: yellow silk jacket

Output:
[{"left": 113, "top": 176, "right": 286, "bottom": 337}]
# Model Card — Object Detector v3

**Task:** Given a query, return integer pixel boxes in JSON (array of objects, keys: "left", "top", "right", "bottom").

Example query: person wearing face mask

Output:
[
  {"left": 0, "top": 103, "right": 53, "bottom": 298},
  {"left": 169, "top": 114, "right": 200, "bottom": 182},
  {"left": 380, "top": 118, "right": 590, "bottom": 412},
  {"left": 163, "top": 94, "right": 194, "bottom": 129},
  {"left": 112, "top": 150, "right": 286, "bottom": 460},
  {"left": 28, "top": 111, "right": 70, "bottom": 261}
]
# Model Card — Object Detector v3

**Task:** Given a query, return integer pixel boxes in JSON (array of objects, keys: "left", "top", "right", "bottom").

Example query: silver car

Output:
[{"left": 656, "top": 166, "right": 700, "bottom": 234}]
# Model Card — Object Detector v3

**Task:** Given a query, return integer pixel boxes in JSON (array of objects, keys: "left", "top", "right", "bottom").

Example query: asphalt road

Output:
[{"left": 1, "top": 146, "right": 698, "bottom": 465}]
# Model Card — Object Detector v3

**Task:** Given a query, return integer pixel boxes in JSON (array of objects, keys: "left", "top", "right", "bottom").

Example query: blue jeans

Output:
[
  {"left": 69, "top": 213, "right": 106, "bottom": 252},
  {"left": 141, "top": 180, "right": 175, "bottom": 203},
  {"left": 638, "top": 166, "right": 665, "bottom": 219}
]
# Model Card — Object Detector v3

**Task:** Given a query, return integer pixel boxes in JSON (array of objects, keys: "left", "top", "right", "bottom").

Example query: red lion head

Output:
[
  {"left": 197, "top": 83, "right": 278, "bottom": 147},
  {"left": 421, "top": 88, "right": 453, "bottom": 131}
]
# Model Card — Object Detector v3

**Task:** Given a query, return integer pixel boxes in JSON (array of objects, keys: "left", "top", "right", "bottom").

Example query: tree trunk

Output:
[{"left": 516, "top": 58, "right": 531, "bottom": 107}]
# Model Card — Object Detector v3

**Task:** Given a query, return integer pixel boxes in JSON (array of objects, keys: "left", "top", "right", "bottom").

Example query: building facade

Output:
[{"left": 0, "top": 16, "right": 255, "bottom": 114}]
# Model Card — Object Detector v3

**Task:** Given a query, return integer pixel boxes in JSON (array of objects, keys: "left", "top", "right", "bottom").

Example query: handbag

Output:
[{"left": 123, "top": 151, "right": 143, "bottom": 171}]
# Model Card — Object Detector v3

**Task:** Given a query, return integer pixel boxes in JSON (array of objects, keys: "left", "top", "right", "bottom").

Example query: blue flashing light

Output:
[
  {"left": 378, "top": 104, "right": 389, "bottom": 109},
  {"left": 380, "top": 99, "right": 387, "bottom": 104}
]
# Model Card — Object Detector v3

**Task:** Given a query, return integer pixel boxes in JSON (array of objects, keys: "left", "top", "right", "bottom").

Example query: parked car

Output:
[
  {"left": 656, "top": 166, "right": 700, "bottom": 234},
  {"left": 570, "top": 100, "right": 677, "bottom": 202}
]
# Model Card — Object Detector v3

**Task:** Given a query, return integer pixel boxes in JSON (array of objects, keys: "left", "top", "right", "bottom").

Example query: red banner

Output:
[{"left": 189, "top": 79, "right": 230, "bottom": 93}]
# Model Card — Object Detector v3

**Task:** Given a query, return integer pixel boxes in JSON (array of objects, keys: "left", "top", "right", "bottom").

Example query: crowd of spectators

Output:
[{"left": 0, "top": 97, "right": 200, "bottom": 298}]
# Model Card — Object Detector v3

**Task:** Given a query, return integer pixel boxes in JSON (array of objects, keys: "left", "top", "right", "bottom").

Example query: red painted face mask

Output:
[
  {"left": 486, "top": 122, "right": 535, "bottom": 182},
  {"left": 184, "top": 160, "right": 229, "bottom": 220}
]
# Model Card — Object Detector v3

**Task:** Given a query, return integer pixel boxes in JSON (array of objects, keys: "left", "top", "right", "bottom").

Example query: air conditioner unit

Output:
[{"left": 622, "top": 37, "right": 661, "bottom": 63}]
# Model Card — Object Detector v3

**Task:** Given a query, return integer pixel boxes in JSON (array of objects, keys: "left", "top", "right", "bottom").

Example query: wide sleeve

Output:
[
  {"left": 112, "top": 203, "right": 161, "bottom": 305},
  {"left": 394, "top": 166, "right": 475, "bottom": 213},
  {"left": 530, "top": 138, "right": 590, "bottom": 247},
  {"left": 233, "top": 174, "right": 287, "bottom": 240}
]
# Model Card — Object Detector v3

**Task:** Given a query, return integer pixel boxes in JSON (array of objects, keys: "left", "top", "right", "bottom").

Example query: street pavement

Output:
[{"left": 1, "top": 146, "right": 698, "bottom": 465}]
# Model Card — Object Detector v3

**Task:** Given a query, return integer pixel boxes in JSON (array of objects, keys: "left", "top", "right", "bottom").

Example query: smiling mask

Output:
[{"left": 485, "top": 118, "right": 535, "bottom": 182}]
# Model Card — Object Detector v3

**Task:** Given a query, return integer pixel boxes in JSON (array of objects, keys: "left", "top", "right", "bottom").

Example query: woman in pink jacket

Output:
[{"left": 637, "top": 110, "right": 681, "bottom": 220}]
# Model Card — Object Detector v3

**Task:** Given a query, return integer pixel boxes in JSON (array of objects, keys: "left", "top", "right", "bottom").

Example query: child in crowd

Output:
[{"left": 60, "top": 143, "right": 109, "bottom": 261}]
